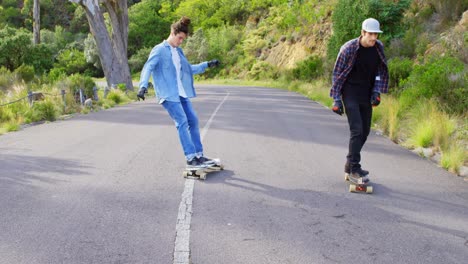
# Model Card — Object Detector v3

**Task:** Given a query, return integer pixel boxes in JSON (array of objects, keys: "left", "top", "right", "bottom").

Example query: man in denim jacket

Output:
[
  {"left": 138, "top": 17, "right": 219, "bottom": 168},
  {"left": 330, "top": 18, "right": 389, "bottom": 184}
]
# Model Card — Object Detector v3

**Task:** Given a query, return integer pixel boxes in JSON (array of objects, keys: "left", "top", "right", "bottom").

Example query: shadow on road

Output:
[{"left": 0, "top": 153, "right": 92, "bottom": 188}]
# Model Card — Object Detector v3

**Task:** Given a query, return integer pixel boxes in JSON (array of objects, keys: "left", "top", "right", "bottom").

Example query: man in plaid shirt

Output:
[{"left": 330, "top": 18, "right": 389, "bottom": 184}]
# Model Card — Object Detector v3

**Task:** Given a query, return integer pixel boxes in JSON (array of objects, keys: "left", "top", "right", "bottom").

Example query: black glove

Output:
[
  {"left": 332, "top": 100, "right": 344, "bottom": 115},
  {"left": 371, "top": 92, "right": 381, "bottom": 107},
  {"left": 137, "top": 87, "right": 147, "bottom": 101},
  {"left": 207, "top": 59, "right": 220, "bottom": 68}
]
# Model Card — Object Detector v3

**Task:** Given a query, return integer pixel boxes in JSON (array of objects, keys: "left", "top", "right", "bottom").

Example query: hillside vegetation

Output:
[{"left": 0, "top": 0, "right": 466, "bottom": 175}]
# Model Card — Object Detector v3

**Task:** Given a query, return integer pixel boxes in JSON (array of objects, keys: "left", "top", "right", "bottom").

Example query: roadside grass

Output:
[
  {"left": 441, "top": 143, "right": 466, "bottom": 174},
  {"left": 373, "top": 96, "right": 402, "bottom": 142},
  {"left": 3, "top": 120, "right": 21, "bottom": 132},
  {"left": 406, "top": 100, "right": 456, "bottom": 149},
  {"left": 0, "top": 78, "right": 135, "bottom": 135},
  {"left": 25, "top": 99, "right": 60, "bottom": 122}
]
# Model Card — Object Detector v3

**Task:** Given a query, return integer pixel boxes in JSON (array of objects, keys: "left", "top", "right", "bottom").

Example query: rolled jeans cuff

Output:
[{"left": 186, "top": 154, "right": 196, "bottom": 161}]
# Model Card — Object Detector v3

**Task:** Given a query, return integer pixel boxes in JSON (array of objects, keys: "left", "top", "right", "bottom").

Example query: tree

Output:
[
  {"left": 33, "top": 0, "right": 40, "bottom": 44},
  {"left": 68, "top": 0, "right": 133, "bottom": 90}
]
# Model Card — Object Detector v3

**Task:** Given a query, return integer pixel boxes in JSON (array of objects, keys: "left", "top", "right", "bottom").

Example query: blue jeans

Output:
[{"left": 162, "top": 97, "right": 203, "bottom": 161}]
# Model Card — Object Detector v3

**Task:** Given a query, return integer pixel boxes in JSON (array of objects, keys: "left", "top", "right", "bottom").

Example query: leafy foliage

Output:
[
  {"left": 247, "top": 61, "right": 279, "bottom": 80},
  {"left": 0, "top": 26, "right": 32, "bottom": 71},
  {"left": 387, "top": 57, "right": 413, "bottom": 90},
  {"left": 0, "top": 0, "right": 24, "bottom": 27},
  {"left": 183, "top": 29, "right": 209, "bottom": 63},
  {"left": 24, "top": 99, "right": 60, "bottom": 123},
  {"left": 14, "top": 65, "right": 35, "bottom": 83},
  {"left": 22, "top": 0, "right": 78, "bottom": 31},
  {"left": 128, "top": 0, "right": 173, "bottom": 57},
  {"left": 129, "top": 47, "right": 152, "bottom": 74},
  {"left": 400, "top": 56, "right": 466, "bottom": 114},
  {"left": 292, "top": 56, "right": 324, "bottom": 81},
  {"left": 24, "top": 44, "right": 55, "bottom": 74},
  {"left": 327, "top": 0, "right": 410, "bottom": 61},
  {"left": 68, "top": 74, "right": 96, "bottom": 99},
  {"left": 54, "top": 48, "right": 88, "bottom": 75}
]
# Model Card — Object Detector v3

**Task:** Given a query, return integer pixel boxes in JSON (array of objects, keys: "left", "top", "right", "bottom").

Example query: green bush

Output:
[
  {"left": 54, "top": 48, "right": 88, "bottom": 75},
  {"left": 14, "top": 64, "right": 35, "bottom": 82},
  {"left": 387, "top": 57, "right": 413, "bottom": 90},
  {"left": 247, "top": 62, "right": 278, "bottom": 80},
  {"left": 292, "top": 56, "right": 323, "bottom": 81},
  {"left": 23, "top": 44, "right": 54, "bottom": 74},
  {"left": 48, "top": 68, "right": 67, "bottom": 83},
  {"left": 127, "top": 0, "right": 172, "bottom": 57},
  {"left": 0, "top": 67, "right": 15, "bottom": 91},
  {"left": 441, "top": 142, "right": 466, "bottom": 174},
  {"left": 405, "top": 99, "right": 456, "bottom": 150},
  {"left": 116, "top": 83, "right": 126, "bottom": 92},
  {"left": 2, "top": 121, "right": 20, "bottom": 133},
  {"left": 327, "top": 0, "right": 410, "bottom": 60},
  {"left": 409, "top": 120, "right": 434, "bottom": 148},
  {"left": 400, "top": 56, "right": 466, "bottom": 114},
  {"left": 242, "top": 35, "right": 268, "bottom": 57},
  {"left": 0, "top": 26, "right": 32, "bottom": 71},
  {"left": 0, "top": 106, "right": 13, "bottom": 122},
  {"left": 205, "top": 25, "right": 243, "bottom": 64},
  {"left": 106, "top": 90, "right": 128, "bottom": 105},
  {"left": 183, "top": 28, "right": 209, "bottom": 63},
  {"left": 68, "top": 74, "right": 96, "bottom": 99},
  {"left": 373, "top": 96, "right": 402, "bottom": 142},
  {"left": 25, "top": 99, "right": 59, "bottom": 122},
  {"left": 129, "top": 46, "right": 152, "bottom": 74}
]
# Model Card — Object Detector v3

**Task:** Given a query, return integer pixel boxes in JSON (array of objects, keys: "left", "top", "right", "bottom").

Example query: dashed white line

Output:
[{"left": 173, "top": 92, "right": 230, "bottom": 264}]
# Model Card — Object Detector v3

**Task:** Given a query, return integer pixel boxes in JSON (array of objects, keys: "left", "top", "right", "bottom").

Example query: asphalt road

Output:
[{"left": 0, "top": 85, "right": 467, "bottom": 264}]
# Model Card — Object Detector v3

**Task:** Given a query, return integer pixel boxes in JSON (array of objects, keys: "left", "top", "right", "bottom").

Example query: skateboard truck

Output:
[{"left": 345, "top": 173, "right": 373, "bottom": 194}]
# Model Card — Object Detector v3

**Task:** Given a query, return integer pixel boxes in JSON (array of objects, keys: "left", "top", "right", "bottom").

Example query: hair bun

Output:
[{"left": 180, "top": 17, "right": 191, "bottom": 26}]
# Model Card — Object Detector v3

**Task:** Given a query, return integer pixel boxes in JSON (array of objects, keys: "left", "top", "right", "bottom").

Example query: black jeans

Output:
[{"left": 343, "top": 98, "right": 372, "bottom": 171}]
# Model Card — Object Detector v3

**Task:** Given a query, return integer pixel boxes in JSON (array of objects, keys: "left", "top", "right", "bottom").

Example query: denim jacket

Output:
[{"left": 139, "top": 40, "right": 209, "bottom": 102}]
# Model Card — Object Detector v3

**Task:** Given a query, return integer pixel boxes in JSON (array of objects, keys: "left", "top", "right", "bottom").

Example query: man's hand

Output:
[
  {"left": 332, "top": 100, "right": 344, "bottom": 115},
  {"left": 208, "top": 59, "right": 220, "bottom": 68},
  {"left": 371, "top": 92, "right": 381, "bottom": 107},
  {"left": 137, "top": 87, "right": 147, "bottom": 101}
]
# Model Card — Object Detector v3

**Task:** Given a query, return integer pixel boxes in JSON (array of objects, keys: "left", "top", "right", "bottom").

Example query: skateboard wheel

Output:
[
  {"left": 344, "top": 173, "right": 349, "bottom": 181},
  {"left": 219, "top": 165, "right": 224, "bottom": 170},
  {"left": 199, "top": 173, "right": 206, "bottom": 180},
  {"left": 183, "top": 171, "right": 189, "bottom": 178},
  {"left": 349, "top": 185, "right": 356, "bottom": 192},
  {"left": 366, "top": 186, "right": 373, "bottom": 194}
]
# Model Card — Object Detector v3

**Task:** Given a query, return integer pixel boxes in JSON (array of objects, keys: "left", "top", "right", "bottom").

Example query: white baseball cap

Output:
[{"left": 362, "top": 18, "right": 383, "bottom": 33}]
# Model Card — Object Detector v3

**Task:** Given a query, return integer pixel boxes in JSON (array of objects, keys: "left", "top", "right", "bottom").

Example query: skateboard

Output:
[
  {"left": 182, "top": 159, "right": 224, "bottom": 180},
  {"left": 345, "top": 173, "right": 373, "bottom": 194}
]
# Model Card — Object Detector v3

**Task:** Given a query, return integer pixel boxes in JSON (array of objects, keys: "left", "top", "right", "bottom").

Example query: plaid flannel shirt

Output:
[{"left": 330, "top": 37, "right": 389, "bottom": 100}]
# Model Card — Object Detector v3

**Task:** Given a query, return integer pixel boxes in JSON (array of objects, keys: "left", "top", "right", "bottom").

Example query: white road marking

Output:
[{"left": 173, "top": 92, "right": 230, "bottom": 264}]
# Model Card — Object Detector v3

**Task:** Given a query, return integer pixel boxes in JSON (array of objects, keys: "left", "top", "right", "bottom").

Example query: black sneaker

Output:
[
  {"left": 345, "top": 163, "right": 369, "bottom": 176},
  {"left": 186, "top": 157, "right": 205, "bottom": 168},
  {"left": 198, "top": 156, "right": 216, "bottom": 165},
  {"left": 350, "top": 168, "right": 370, "bottom": 184}
]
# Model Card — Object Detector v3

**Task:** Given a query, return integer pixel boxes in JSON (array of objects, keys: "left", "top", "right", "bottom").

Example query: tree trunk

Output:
[
  {"left": 68, "top": 0, "right": 133, "bottom": 90},
  {"left": 33, "top": 0, "right": 40, "bottom": 44}
]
